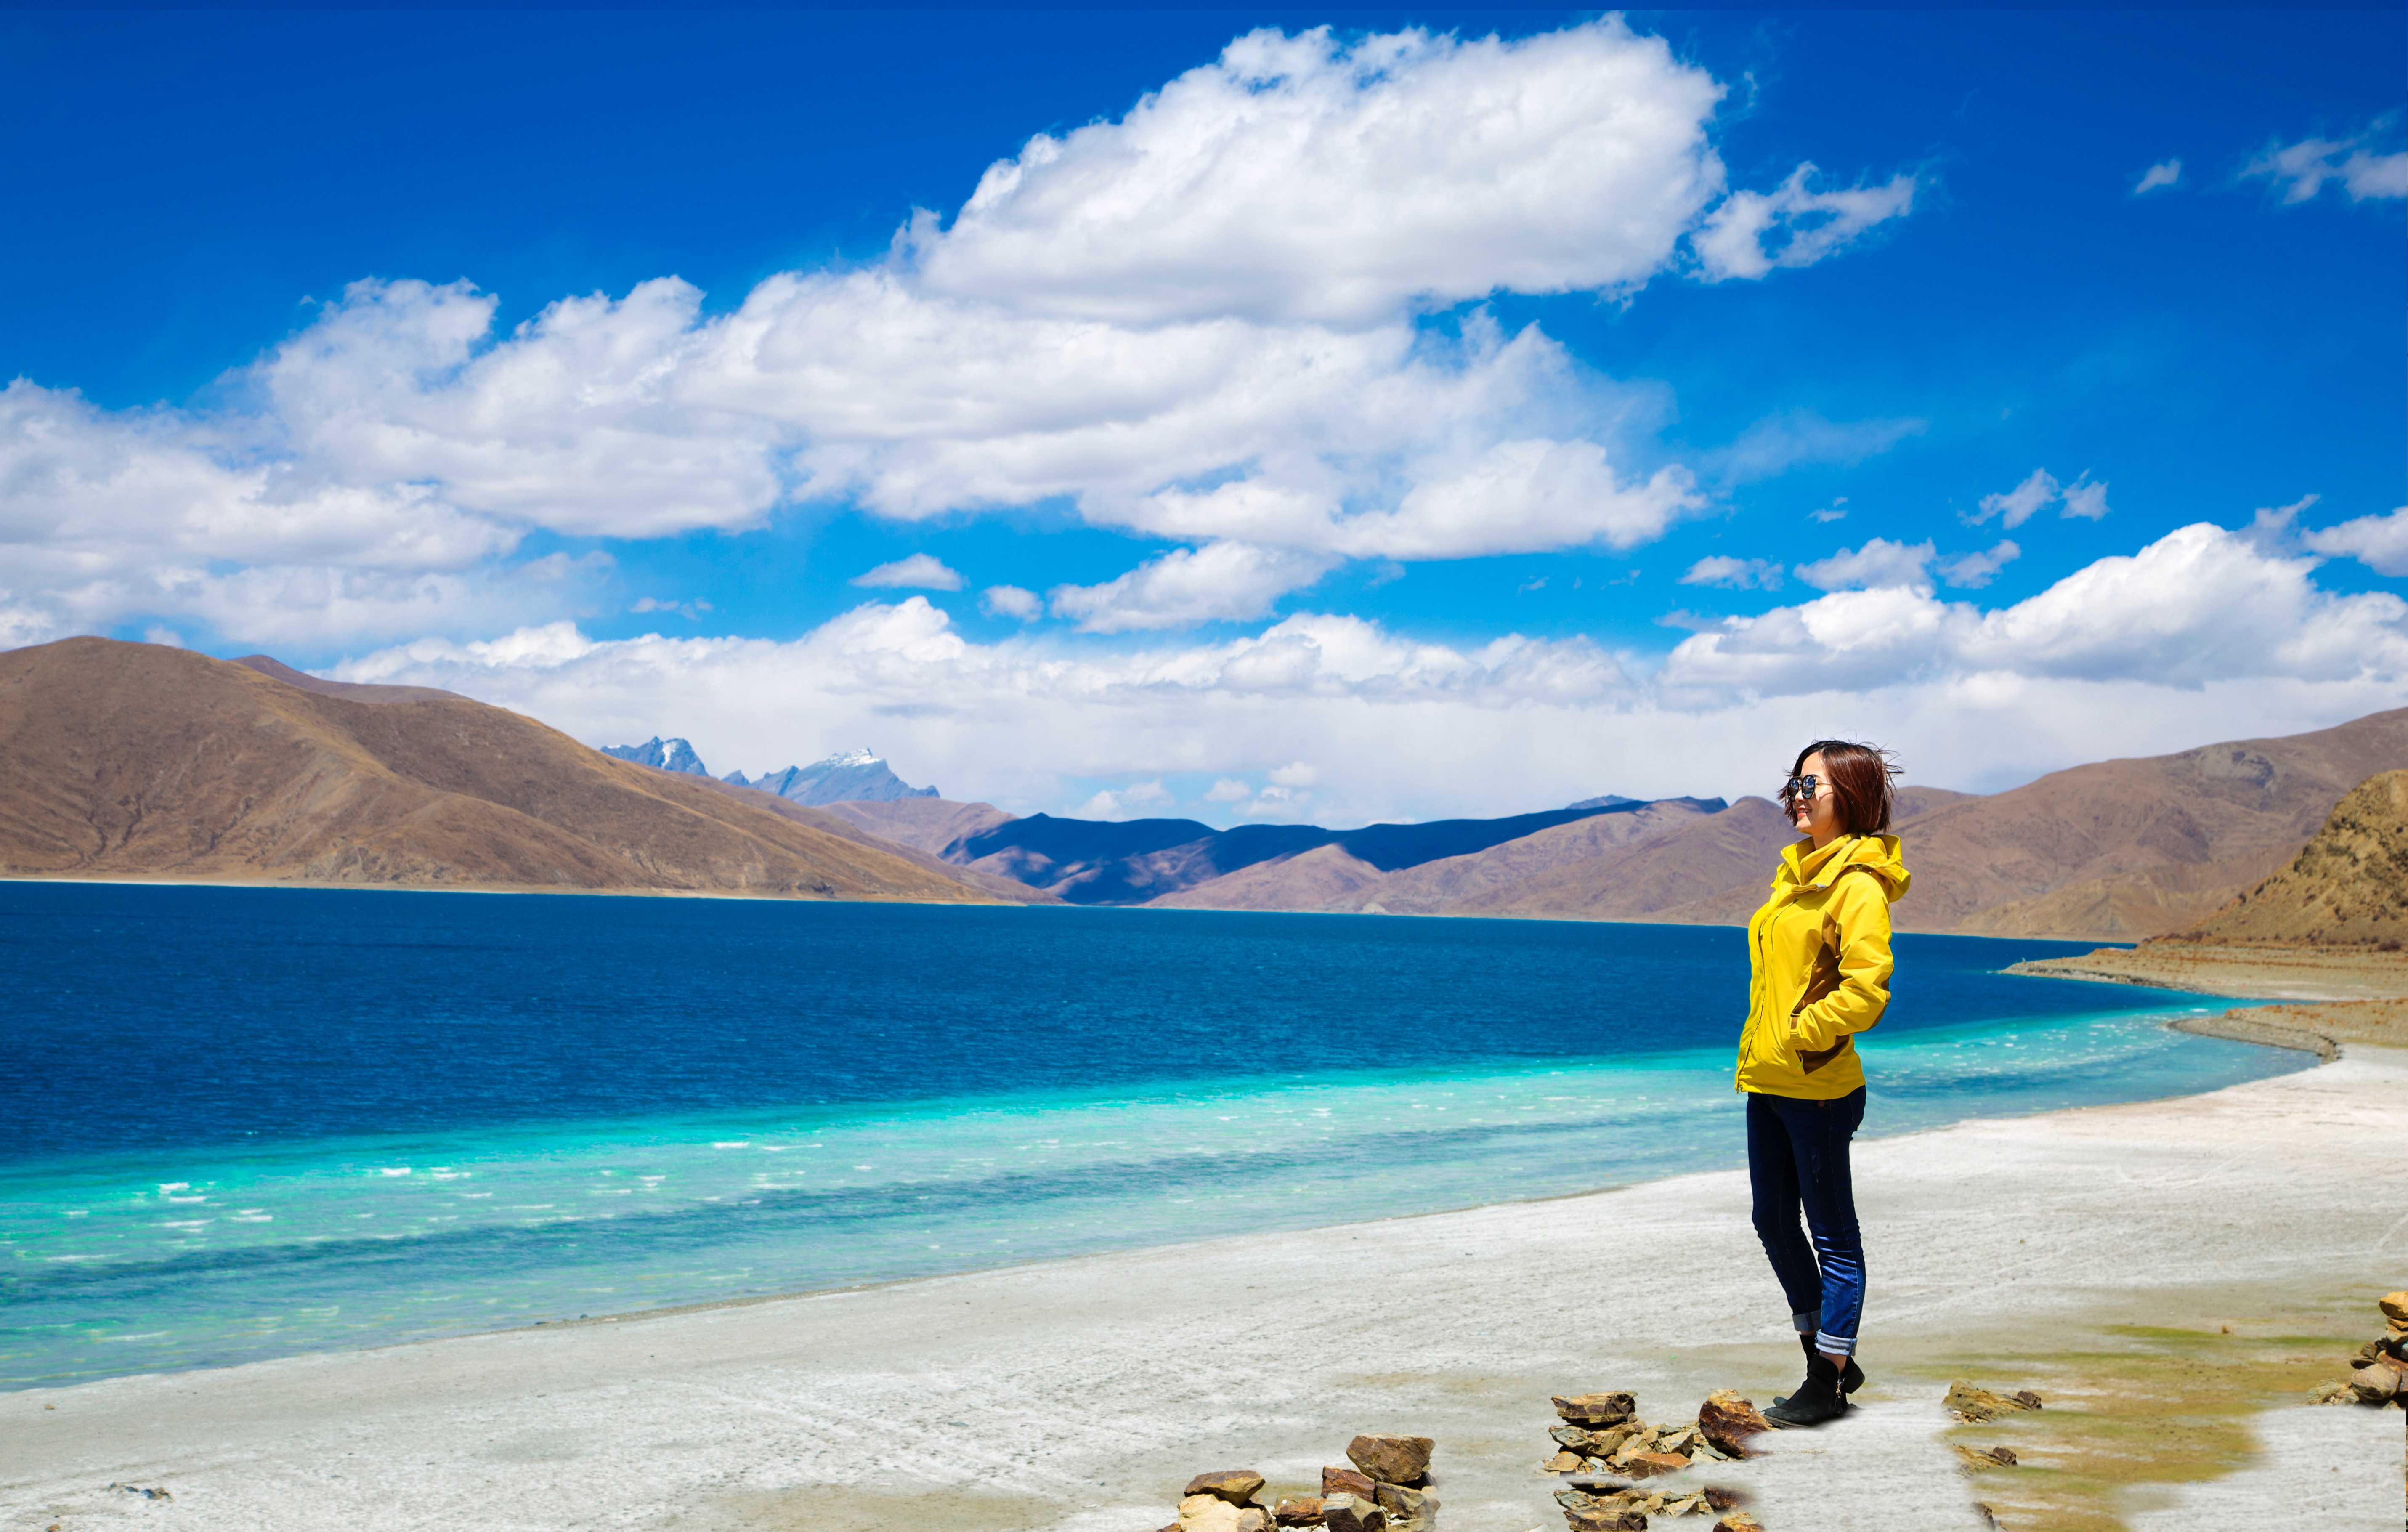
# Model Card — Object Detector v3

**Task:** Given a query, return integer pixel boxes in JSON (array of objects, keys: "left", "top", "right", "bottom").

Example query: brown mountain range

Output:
[
  {"left": 1121, "top": 713, "right": 2407, "bottom": 940},
  {"left": 1619, "top": 710, "right": 2408, "bottom": 938},
  {"left": 0, "top": 637, "right": 999, "bottom": 904}
]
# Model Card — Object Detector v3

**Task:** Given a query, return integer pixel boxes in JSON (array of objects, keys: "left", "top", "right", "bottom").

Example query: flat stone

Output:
[
  {"left": 1321, "top": 1492, "right": 1387, "bottom": 1532},
  {"left": 2377, "top": 1290, "right": 2408, "bottom": 1325},
  {"left": 1623, "top": 1452, "right": 1691, "bottom": 1479},
  {"left": 1712, "top": 1514, "right": 1763, "bottom": 1532},
  {"left": 1236, "top": 1511, "right": 1273, "bottom": 1532},
  {"left": 1701, "top": 1487, "right": 1746, "bottom": 1511},
  {"left": 1544, "top": 1452, "right": 1584, "bottom": 1474},
  {"left": 1944, "top": 1381, "right": 2039, "bottom": 1422},
  {"left": 1323, "top": 1467, "right": 1378, "bottom": 1500},
  {"left": 2349, "top": 1363, "right": 2403, "bottom": 1402},
  {"left": 1564, "top": 1510, "right": 1646, "bottom": 1532},
  {"left": 1373, "top": 1483, "right": 1434, "bottom": 1522},
  {"left": 1187, "top": 1471, "right": 1267, "bottom": 1505},
  {"left": 1951, "top": 1444, "right": 2018, "bottom": 1471},
  {"left": 1180, "top": 1493, "right": 1246, "bottom": 1532},
  {"left": 1346, "top": 1434, "right": 1435, "bottom": 1486},
  {"left": 1553, "top": 1392, "right": 1638, "bottom": 1426},
  {"left": 1696, "top": 1392, "right": 1771, "bottom": 1460},
  {"left": 1273, "top": 1496, "right": 1325, "bottom": 1527},
  {"left": 1553, "top": 1423, "right": 1638, "bottom": 1457},
  {"left": 1184, "top": 1471, "right": 1264, "bottom": 1509}
]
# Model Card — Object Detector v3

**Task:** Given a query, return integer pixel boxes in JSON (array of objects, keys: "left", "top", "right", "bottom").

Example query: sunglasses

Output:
[{"left": 1779, "top": 773, "right": 1822, "bottom": 805}]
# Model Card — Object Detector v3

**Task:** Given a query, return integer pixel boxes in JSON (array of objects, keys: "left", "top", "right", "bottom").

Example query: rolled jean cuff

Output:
[
  {"left": 1815, "top": 1330, "right": 1858, "bottom": 1357},
  {"left": 1792, "top": 1310, "right": 1817, "bottom": 1334}
]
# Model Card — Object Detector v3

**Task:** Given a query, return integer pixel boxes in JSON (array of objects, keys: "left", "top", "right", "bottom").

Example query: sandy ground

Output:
[
  {"left": 2005, "top": 943, "right": 2408, "bottom": 1002},
  {"left": 6, "top": 1050, "right": 2405, "bottom": 1532},
  {"left": 2171, "top": 999, "right": 2408, "bottom": 1062}
]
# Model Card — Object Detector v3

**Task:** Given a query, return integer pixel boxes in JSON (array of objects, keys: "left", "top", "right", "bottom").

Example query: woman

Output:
[{"left": 1739, "top": 739, "right": 1910, "bottom": 1428}]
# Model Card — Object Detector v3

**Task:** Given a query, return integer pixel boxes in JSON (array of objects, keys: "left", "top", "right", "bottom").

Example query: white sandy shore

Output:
[{"left": 7, "top": 1050, "right": 2405, "bottom": 1532}]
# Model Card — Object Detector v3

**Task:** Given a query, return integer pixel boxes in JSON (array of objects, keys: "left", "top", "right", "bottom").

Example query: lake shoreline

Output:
[
  {"left": 10, "top": 1046, "right": 2402, "bottom": 1532},
  {"left": 2004, "top": 940, "right": 2408, "bottom": 1002}
]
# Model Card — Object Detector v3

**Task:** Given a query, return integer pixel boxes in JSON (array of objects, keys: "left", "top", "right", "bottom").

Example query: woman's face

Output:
[{"left": 1791, "top": 749, "right": 1841, "bottom": 844}]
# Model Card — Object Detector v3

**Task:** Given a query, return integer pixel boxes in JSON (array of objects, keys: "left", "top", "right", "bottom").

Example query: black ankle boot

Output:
[
  {"left": 1798, "top": 1333, "right": 1866, "bottom": 1394},
  {"left": 1766, "top": 1350, "right": 1848, "bottom": 1427}
]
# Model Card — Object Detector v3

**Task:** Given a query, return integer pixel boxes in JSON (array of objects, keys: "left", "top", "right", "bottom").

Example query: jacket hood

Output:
[{"left": 1776, "top": 832, "right": 1911, "bottom": 902}]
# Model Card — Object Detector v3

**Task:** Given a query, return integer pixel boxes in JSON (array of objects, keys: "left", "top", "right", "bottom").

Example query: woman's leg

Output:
[
  {"left": 1759, "top": 1089, "right": 1867, "bottom": 1427},
  {"left": 1746, "top": 1091, "right": 1824, "bottom": 1333},
  {"left": 1787, "top": 1088, "right": 1867, "bottom": 1360}
]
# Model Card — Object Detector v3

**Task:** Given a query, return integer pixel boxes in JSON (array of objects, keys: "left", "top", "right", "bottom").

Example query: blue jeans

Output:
[{"left": 1746, "top": 1086, "right": 1866, "bottom": 1357}]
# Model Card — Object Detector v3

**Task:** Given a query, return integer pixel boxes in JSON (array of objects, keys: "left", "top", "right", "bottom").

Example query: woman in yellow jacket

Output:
[{"left": 1742, "top": 740, "right": 1910, "bottom": 1428}]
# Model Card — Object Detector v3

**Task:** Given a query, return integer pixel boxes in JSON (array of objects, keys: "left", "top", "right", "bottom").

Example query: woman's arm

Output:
[{"left": 1789, "top": 873, "right": 1895, "bottom": 1053}]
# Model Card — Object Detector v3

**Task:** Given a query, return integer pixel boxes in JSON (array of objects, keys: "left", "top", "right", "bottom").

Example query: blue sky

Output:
[{"left": 3, "top": 6, "right": 2403, "bottom": 821}]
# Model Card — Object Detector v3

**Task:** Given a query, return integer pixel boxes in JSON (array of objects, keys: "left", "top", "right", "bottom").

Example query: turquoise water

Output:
[{"left": 0, "top": 884, "right": 2295, "bottom": 1388}]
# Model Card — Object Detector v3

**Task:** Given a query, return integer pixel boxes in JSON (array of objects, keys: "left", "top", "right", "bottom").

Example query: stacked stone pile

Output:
[
  {"left": 2309, "top": 1290, "right": 2408, "bottom": 1407},
  {"left": 1156, "top": 1436, "right": 1438, "bottom": 1532},
  {"left": 1161, "top": 1471, "right": 1274, "bottom": 1532},
  {"left": 1538, "top": 1390, "right": 1767, "bottom": 1529},
  {"left": 1553, "top": 1483, "right": 1753, "bottom": 1530},
  {"left": 1538, "top": 1390, "right": 1766, "bottom": 1480}
]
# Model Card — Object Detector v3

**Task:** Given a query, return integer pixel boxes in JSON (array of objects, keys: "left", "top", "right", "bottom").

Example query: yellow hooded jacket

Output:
[{"left": 1735, "top": 832, "right": 1912, "bottom": 1100}]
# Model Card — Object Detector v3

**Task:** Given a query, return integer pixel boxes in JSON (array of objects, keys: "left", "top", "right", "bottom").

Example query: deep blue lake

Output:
[{"left": 0, "top": 881, "right": 2293, "bottom": 1389}]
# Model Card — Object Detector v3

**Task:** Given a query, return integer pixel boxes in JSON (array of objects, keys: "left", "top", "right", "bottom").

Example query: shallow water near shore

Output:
[{"left": 0, "top": 881, "right": 2300, "bottom": 1389}]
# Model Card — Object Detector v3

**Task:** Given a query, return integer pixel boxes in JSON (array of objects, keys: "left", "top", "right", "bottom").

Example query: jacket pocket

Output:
[{"left": 1785, "top": 939, "right": 1843, "bottom": 1065}]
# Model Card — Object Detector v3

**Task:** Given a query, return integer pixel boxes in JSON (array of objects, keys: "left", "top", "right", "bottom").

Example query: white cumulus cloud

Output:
[
  {"left": 1660, "top": 522, "right": 2408, "bottom": 706},
  {"left": 1048, "top": 543, "right": 1335, "bottom": 632},
  {"left": 1794, "top": 538, "right": 1935, "bottom": 592},
  {"left": 980, "top": 584, "right": 1042, "bottom": 621},
  {"left": 1692, "top": 165, "right": 1917, "bottom": 282},
  {"left": 1937, "top": 540, "right": 2020, "bottom": 589},
  {"left": 911, "top": 21, "right": 1730, "bottom": 327},
  {"left": 852, "top": 553, "right": 964, "bottom": 591},
  {"left": 1974, "top": 469, "right": 2058, "bottom": 529},
  {"left": 2246, "top": 128, "right": 2408, "bottom": 204},
  {"left": 1681, "top": 556, "right": 1785, "bottom": 591},
  {"left": 323, "top": 526, "right": 2408, "bottom": 824},
  {"left": 1969, "top": 468, "right": 2107, "bottom": 529},
  {"left": 2303, "top": 506, "right": 2408, "bottom": 576},
  {"left": 0, "top": 19, "right": 1920, "bottom": 649}
]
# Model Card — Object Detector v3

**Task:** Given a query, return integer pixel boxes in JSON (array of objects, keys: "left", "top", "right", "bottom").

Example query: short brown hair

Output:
[{"left": 1787, "top": 740, "right": 1898, "bottom": 836}]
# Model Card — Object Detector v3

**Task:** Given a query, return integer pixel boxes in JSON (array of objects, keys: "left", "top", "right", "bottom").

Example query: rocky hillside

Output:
[
  {"left": 2177, "top": 769, "right": 2408, "bottom": 944},
  {"left": 0, "top": 638, "right": 997, "bottom": 904}
]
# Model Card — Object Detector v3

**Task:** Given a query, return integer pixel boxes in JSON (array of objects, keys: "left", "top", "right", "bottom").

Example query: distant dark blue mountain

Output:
[
  {"left": 602, "top": 736, "right": 710, "bottom": 775},
  {"left": 952, "top": 797, "right": 1727, "bottom": 905},
  {"left": 725, "top": 750, "right": 939, "bottom": 806}
]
